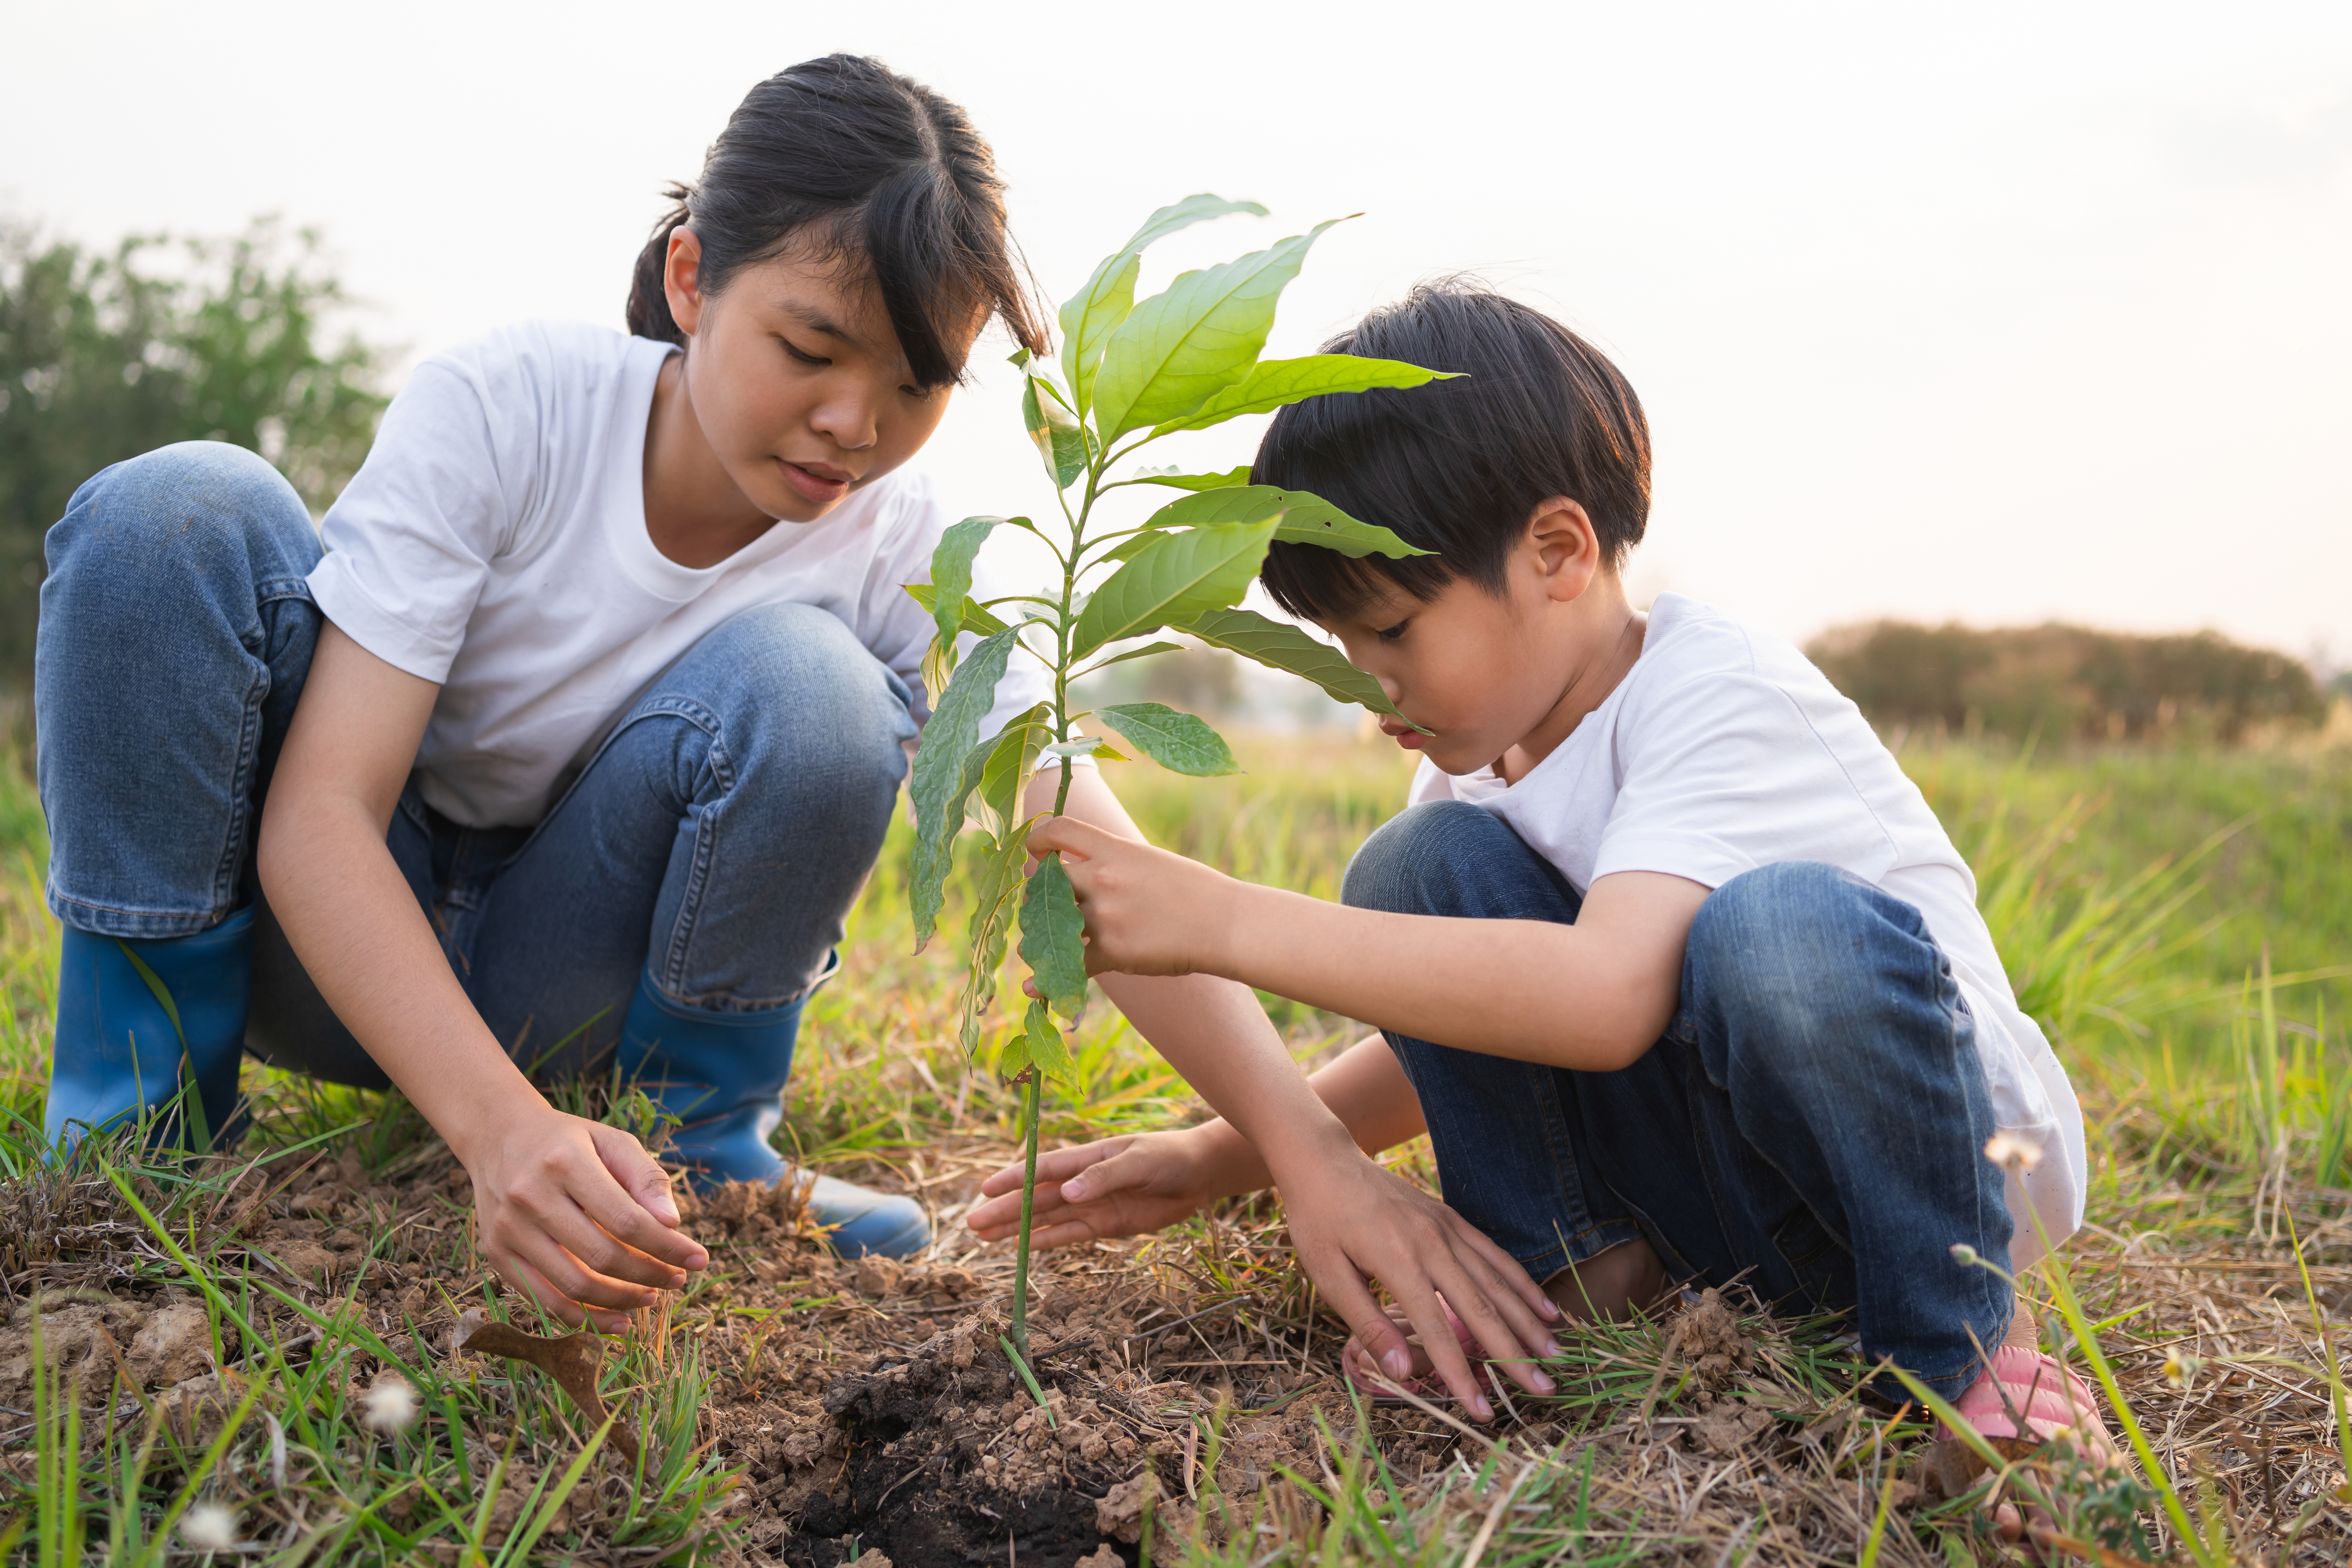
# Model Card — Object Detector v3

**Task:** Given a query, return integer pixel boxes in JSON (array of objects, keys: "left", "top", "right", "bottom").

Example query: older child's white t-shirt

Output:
[
  {"left": 1407, "top": 593, "right": 2085, "bottom": 1262},
  {"left": 309, "top": 320, "right": 1048, "bottom": 829}
]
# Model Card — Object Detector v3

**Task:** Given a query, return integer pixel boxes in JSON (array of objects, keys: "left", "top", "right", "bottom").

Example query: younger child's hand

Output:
[
  {"left": 966, "top": 1131, "right": 1218, "bottom": 1247},
  {"left": 1024, "top": 816, "right": 1233, "bottom": 978}
]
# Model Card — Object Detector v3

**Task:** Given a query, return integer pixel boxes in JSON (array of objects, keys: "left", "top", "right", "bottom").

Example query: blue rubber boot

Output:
[
  {"left": 46, "top": 907, "right": 254, "bottom": 1154},
  {"left": 614, "top": 970, "right": 930, "bottom": 1258}
]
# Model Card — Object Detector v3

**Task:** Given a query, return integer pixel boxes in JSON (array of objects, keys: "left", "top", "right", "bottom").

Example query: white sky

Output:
[{"left": 6, "top": 0, "right": 2349, "bottom": 660}]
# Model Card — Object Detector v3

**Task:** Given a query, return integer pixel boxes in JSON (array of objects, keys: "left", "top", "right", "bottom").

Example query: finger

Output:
[
  {"left": 502, "top": 1210, "right": 672, "bottom": 1313},
  {"left": 586, "top": 1126, "right": 710, "bottom": 1270},
  {"left": 1392, "top": 1281, "right": 1491, "bottom": 1421},
  {"left": 967, "top": 1181, "right": 1074, "bottom": 1239},
  {"left": 503, "top": 1252, "right": 631, "bottom": 1336},
  {"left": 1445, "top": 1236, "right": 1562, "bottom": 1364},
  {"left": 1316, "top": 1266, "right": 1418, "bottom": 1393},
  {"left": 525, "top": 1187, "right": 698, "bottom": 1295},
  {"left": 1437, "top": 1258, "right": 1557, "bottom": 1397},
  {"left": 1054, "top": 1142, "right": 1154, "bottom": 1205},
  {"left": 1453, "top": 1216, "right": 1563, "bottom": 1321},
  {"left": 1025, "top": 815, "right": 1105, "bottom": 859},
  {"left": 978, "top": 1141, "right": 1126, "bottom": 1199}
]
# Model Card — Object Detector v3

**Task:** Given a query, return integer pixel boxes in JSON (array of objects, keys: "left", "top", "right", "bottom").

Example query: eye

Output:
[
  {"left": 1375, "top": 619, "right": 1410, "bottom": 642},
  {"left": 781, "top": 339, "right": 829, "bottom": 367}
]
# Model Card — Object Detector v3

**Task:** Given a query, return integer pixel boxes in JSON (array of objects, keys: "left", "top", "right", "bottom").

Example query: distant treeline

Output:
[{"left": 1806, "top": 620, "right": 2329, "bottom": 744}]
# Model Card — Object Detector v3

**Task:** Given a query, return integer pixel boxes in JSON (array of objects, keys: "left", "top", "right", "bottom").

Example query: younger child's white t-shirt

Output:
[
  {"left": 1407, "top": 592, "right": 2085, "bottom": 1262},
  {"left": 308, "top": 320, "right": 1049, "bottom": 829}
]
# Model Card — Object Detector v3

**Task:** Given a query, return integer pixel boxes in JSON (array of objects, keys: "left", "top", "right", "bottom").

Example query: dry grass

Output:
[{"left": 0, "top": 732, "right": 2347, "bottom": 1563}]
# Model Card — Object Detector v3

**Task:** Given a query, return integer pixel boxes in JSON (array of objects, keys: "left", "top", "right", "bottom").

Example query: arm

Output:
[
  {"left": 1028, "top": 814, "right": 1711, "bottom": 1072},
  {"left": 259, "top": 624, "right": 708, "bottom": 1330},
  {"left": 987, "top": 768, "right": 1563, "bottom": 1418}
]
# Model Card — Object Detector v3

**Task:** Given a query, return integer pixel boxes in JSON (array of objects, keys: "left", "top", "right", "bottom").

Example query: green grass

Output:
[{"left": 0, "top": 728, "right": 2348, "bottom": 1563}]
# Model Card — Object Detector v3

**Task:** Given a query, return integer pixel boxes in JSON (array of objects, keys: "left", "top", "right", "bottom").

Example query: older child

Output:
[
  {"left": 977, "top": 281, "right": 2107, "bottom": 1485},
  {"left": 40, "top": 57, "right": 1474, "bottom": 1344}
]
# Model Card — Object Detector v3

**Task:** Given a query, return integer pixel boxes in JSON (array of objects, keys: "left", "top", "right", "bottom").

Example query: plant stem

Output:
[{"left": 1008, "top": 1067, "right": 1044, "bottom": 1355}]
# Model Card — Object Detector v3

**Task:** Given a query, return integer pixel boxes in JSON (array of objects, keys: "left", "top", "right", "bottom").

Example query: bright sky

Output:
[{"left": 6, "top": 0, "right": 2349, "bottom": 661}]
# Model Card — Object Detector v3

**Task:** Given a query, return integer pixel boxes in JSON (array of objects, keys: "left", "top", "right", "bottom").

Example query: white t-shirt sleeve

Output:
[
  {"left": 309, "top": 359, "right": 515, "bottom": 683},
  {"left": 1592, "top": 671, "right": 1899, "bottom": 890}
]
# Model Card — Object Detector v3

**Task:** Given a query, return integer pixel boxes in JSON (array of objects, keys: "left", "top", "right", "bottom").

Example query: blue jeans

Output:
[
  {"left": 1342, "top": 801, "right": 2014, "bottom": 1398},
  {"left": 35, "top": 442, "right": 916, "bottom": 1084}
]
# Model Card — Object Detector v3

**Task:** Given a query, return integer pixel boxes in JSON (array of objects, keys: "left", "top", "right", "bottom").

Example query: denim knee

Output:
[
  {"left": 1342, "top": 801, "right": 1547, "bottom": 918},
  {"left": 660, "top": 602, "right": 916, "bottom": 797},
  {"left": 43, "top": 441, "right": 319, "bottom": 619},
  {"left": 1684, "top": 862, "right": 1947, "bottom": 1069}
]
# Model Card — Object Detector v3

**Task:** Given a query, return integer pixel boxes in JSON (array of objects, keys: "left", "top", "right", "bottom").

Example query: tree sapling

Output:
[{"left": 904, "top": 196, "right": 1448, "bottom": 1360}]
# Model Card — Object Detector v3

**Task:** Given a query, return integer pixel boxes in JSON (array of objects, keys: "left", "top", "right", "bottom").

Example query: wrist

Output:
[
  {"left": 1176, "top": 1118, "right": 1273, "bottom": 1198},
  {"left": 439, "top": 1073, "right": 554, "bottom": 1172},
  {"left": 1247, "top": 1106, "right": 1365, "bottom": 1191}
]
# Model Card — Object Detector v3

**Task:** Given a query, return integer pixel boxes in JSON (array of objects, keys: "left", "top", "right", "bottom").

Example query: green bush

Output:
[
  {"left": 0, "top": 216, "right": 389, "bottom": 679},
  {"left": 1806, "top": 619, "right": 2325, "bottom": 744}
]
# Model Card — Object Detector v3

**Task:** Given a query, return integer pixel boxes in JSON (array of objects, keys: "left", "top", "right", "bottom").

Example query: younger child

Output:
[{"left": 975, "top": 281, "right": 2109, "bottom": 1510}]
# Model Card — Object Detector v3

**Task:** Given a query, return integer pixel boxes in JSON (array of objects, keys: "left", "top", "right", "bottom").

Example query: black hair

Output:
[
  {"left": 625, "top": 54, "right": 1047, "bottom": 387},
  {"left": 1256, "top": 278, "right": 1650, "bottom": 622}
]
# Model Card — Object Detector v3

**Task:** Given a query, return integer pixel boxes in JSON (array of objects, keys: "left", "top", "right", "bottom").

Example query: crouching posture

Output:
[
  {"left": 36, "top": 56, "right": 1290, "bottom": 1332},
  {"left": 973, "top": 281, "right": 2111, "bottom": 1532}
]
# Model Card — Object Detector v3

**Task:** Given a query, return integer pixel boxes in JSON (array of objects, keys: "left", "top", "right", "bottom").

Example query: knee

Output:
[
  {"left": 1686, "top": 862, "right": 1936, "bottom": 1047},
  {"left": 671, "top": 603, "right": 916, "bottom": 792},
  {"left": 1342, "top": 801, "right": 1521, "bottom": 916},
  {"left": 45, "top": 441, "right": 316, "bottom": 595}
]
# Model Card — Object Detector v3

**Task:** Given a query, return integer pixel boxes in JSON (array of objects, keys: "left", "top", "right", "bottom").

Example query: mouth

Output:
[
  {"left": 1377, "top": 718, "right": 1429, "bottom": 751},
  {"left": 777, "top": 457, "right": 854, "bottom": 505}
]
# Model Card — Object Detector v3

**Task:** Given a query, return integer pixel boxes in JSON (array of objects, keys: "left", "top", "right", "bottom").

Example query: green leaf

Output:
[
  {"left": 973, "top": 704, "right": 1049, "bottom": 841},
  {"left": 1058, "top": 195, "right": 1267, "bottom": 416},
  {"left": 1075, "top": 640, "right": 1184, "bottom": 678},
  {"left": 1090, "top": 218, "right": 1348, "bottom": 442},
  {"left": 903, "top": 582, "right": 1010, "bottom": 638},
  {"left": 1145, "top": 354, "right": 1454, "bottom": 438},
  {"left": 959, "top": 829, "right": 1029, "bottom": 1055},
  {"left": 1020, "top": 377, "right": 1088, "bottom": 491},
  {"left": 1138, "top": 485, "right": 1430, "bottom": 560},
  {"left": 1024, "top": 999, "right": 1077, "bottom": 1082},
  {"left": 1174, "top": 605, "right": 1412, "bottom": 723},
  {"left": 1131, "top": 464, "right": 1255, "bottom": 492},
  {"left": 1070, "top": 519, "right": 1277, "bottom": 660},
  {"left": 1018, "top": 851, "right": 1089, "bottom": 1020},
  {"left": 997, "top": 1031, "right": 1033, "bottom": 1082},
  {"left": 1093, "top": 702, "right": 1240, "bottom": 776},
  {"left": 924, "top": 517, "right": 1004, "bottom": 655},
  {"left": 908, "top": 626, "right": 1020, "bottom": 948}
]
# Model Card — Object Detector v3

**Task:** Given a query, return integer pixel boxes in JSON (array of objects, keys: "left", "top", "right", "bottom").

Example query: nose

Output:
[{"left": 810, "top": 377, "right": 879, "bottom": 452}]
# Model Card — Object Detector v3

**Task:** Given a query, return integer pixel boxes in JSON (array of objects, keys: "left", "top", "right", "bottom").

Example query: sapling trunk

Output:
[{"left": 900, "top": 194, "right": 1447, "bottom": 1372}]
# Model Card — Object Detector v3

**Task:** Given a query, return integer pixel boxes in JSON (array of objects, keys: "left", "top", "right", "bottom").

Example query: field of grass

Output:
[{"left": 0, "top": 728, "right": 2347, "bottom": 1564}]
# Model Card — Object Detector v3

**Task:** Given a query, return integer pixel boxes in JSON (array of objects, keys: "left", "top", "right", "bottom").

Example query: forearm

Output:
[
  {"left": 1210, "top": 884, "right": 1666, "bottom": 1070},
  {"left": 1044, "top": 769, "right": 1358, "bottom": 1181},
  {"left": 258, "top": 796, "right": 544, "bottom": 1161},
  {"left": 1180, "top": 1033, "right": 1428, "bottom": 1196}
]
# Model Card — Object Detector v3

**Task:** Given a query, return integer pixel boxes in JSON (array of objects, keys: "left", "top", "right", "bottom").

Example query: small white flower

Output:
[
  {"left": 2162, "top": 1351, "right": 2201, "bottom": 1391},
  {"left": 361, "top": 1373, "right": 419, "bottom": 1434},
  {"left": 1984, "top": 1132, "right": 2044, "bottom": 1173},
  {"left": 181, "top": 1502, "right": 238, "bottom": 1551},
  {"left": 1949, "top": 1242, "right": 1979, "bottom": 1266}
]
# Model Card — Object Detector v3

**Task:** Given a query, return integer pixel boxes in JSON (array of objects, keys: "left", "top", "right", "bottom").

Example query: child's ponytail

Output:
[
  {"left": 626, "top": 187, "right": 695, "bottom": 347},
  {"left": 622, "top": 54, "right": 1047, "bottom": 385}
]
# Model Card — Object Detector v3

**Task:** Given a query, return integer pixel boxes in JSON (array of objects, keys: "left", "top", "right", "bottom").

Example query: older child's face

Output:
[
  {"left": 1312, "top": 500, "right": 1637, "bottom": 779},
  {"left": 668, "top": 236, "right": 976, "bottom": 524}
]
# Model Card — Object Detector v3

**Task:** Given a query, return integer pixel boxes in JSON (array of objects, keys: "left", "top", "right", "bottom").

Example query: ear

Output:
[
  {"left": 1524, "top": 497, "right": 1604, "bottom": 604},
  {"left": 663, "top": 228, "right": 706, "bottom": 338}
]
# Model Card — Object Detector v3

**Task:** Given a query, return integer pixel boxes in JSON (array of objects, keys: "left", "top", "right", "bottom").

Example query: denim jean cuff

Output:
[
  {"left": 642, "top": 948, "right": 843, "bottom": 1019},
  {"left": 46, "top": 887, "right": 249, "bottom": 941}
]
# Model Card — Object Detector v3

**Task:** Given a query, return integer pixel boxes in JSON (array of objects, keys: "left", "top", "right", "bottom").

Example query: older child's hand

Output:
[
  {"left": 460, "top": 1105, "right": 711, "bottom": 1333},
  {"left": 965, "top": 1130, "right": 1218, "bottom": 1247},
  {"left": 1024, "top": 815, "right": 1234, "bottom": 977}
]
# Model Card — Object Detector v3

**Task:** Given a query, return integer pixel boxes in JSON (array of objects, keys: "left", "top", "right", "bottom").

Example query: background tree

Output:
[{"left": 0, "top": 216, "right": 389, "bottom": 681}]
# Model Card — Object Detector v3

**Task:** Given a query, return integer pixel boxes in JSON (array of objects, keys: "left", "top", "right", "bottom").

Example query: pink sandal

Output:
[
  {"left": 1340, "top": 1301, "right": 1498, "bottom": 1405},
  {"left": 1941, "top": 1345, "right": 2108, "bottom": 1455}
]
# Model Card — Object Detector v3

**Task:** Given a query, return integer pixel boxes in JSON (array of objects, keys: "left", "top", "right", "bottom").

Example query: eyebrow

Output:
[{"left": 777, "top": 300, "right": 867, "bottom": 352}]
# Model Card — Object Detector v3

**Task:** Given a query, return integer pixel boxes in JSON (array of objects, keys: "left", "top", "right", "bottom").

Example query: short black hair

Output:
[{"left": 1256, "top": 279, "right": 1650, "bottom": 622}]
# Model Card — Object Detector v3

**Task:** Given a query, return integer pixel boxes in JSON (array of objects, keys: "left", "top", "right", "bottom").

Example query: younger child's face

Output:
[
  {"left": 1312, "top": 499, "right": 1633, "bottom": 779},
  {"left": 1316, "top": 572, "right": 1566, "bottom": 777}
]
